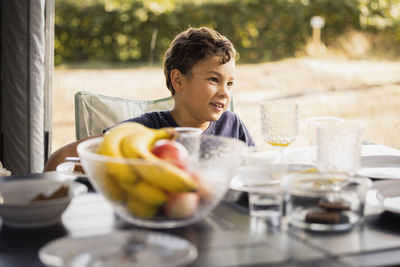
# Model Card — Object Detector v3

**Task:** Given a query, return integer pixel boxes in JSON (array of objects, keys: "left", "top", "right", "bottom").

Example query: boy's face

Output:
[{"left": 178, "top": 56, "right": 235, "bottom": 124}]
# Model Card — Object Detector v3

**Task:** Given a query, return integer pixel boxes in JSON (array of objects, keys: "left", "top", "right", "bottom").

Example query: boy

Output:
[{"left": 44, "top": 27, "right": 254, "bottom": 171}]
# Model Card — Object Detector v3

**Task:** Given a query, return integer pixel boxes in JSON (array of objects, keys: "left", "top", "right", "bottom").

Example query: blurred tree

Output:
[{"left": 54, "top": 0, "right": 400, "bottom": 65}]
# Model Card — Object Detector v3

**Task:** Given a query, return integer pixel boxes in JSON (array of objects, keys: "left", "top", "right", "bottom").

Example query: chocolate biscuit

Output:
[
  {"left": 305, "top": 211, "right": 341, "bottom": 224},
  {"left": 318, "top": 200, "right": 350, "bottom": 211}
]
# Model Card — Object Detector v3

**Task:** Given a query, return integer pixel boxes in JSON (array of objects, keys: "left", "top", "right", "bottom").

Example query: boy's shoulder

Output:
[
  {"left": 208, "top": 110, "right": 254, "bottom": 146},
  {"left": 223, "top": 111, "right": 255, "bottom": 146},
  {"left": 128, "top": 110, "right": 177, "bottom": 129},
  {"left": 136, "top": 110, "right": 168, "bottom": 118},
  {"left": 212, "top": 111, "right": 243, "bottom": 131},
  {"left": 219, "top": 110, "right": 241, "bottom": 122}
]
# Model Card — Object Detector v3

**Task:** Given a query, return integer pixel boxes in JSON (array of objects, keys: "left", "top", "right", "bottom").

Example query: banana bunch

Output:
[{"left": 96, "top": 122, "right": 199, "bottom": 219}]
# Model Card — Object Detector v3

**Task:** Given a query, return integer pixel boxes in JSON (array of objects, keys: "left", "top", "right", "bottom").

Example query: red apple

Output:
[
  {"left": 191, "top": 171, "right": 214, "bottom": 203},
  {"left": 151, "top": 139, "right": 189, "bottom": 170},
  {"left": 164, "top": 192, "right": 200, "bottom": 219}
]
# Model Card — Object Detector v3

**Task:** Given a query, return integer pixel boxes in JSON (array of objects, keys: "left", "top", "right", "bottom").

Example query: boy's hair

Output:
[{"left": 164, "top": 27, "right": 238, "bottom": 95}]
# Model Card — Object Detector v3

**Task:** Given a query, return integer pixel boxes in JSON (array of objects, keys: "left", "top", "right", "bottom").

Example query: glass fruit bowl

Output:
[{"left": 77, "top": 135, "right": 247, "bottom": 228}]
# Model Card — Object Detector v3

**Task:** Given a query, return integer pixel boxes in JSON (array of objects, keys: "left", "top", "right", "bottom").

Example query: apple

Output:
[
  {"left": 151, "top": 139, "right": 189, "bottom": 170},
  {"left": 164, "top": 192, "right": 200, "bottom": 219},
  {"left": 191, "top": 172, "right": 214, "bottom": 204}
]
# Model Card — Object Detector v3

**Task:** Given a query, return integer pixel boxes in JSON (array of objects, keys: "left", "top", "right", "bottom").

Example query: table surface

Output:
[
  {"left": 1, "top": 174, "right": 400, "bottom": 267},
  {"left": 1, "top": 144, "right": 400, "bottom": 267}
]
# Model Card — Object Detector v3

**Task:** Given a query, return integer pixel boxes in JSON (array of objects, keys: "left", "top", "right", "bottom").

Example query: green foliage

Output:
[{"left": 54, "top": 0, "right": 400, "bottom": 65}]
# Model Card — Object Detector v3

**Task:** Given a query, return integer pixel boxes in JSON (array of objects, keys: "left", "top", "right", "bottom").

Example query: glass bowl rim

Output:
[
  {"left": 281, "top": 172, "right": 373, "bottom": 194},
  {"left": 77, "top": 135, "right": 248, "bottom": 165}
]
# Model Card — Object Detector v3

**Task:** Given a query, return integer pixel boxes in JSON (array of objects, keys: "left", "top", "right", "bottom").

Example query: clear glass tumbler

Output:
[
  {"left": 317, "top": 122, "right": 363, "bottom": 176},
  {"left": 234, "top": 164, "right": 287, "bottom": 227},
  {"left": 306, "top": 116, "right": 344, "bottom": 165},
  {"left": 173, "top": 127, "right": 202, "bottom": 163}
]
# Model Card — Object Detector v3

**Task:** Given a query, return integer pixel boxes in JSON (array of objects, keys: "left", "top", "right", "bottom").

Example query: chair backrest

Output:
[
  {"left": 75, "top": 91, "right": 174, "bottom": 140},
  {"left": 74, "top": 90, "right": 235, "bottom": 140}
]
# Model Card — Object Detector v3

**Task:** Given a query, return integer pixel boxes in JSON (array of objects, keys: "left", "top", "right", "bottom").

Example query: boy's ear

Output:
[{"left": 170, "top": 69, "right": 184, "bottom": 92}]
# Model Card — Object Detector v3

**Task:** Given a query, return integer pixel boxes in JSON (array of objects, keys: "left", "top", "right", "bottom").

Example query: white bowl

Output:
[{"left": 0, "top": 179, "right": 87, "bottom": 228}]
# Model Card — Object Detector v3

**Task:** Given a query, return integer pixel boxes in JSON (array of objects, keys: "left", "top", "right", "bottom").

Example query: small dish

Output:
[
  {"left": 0, "top": 179, "right": 87, "bottom": 228},
  {"left": 56, "top": 161, "right": 87, "bottom": 178},
  {"left": 282, "top": 172, "right": 372, "bottom": 232},
  {"left": 39, "top": 230, "right": 198, "bottom": 267}
]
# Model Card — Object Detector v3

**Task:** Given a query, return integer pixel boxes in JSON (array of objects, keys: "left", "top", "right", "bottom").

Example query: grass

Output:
[{"left": 52, "top": 56, "right": 400, "bottom": 152}]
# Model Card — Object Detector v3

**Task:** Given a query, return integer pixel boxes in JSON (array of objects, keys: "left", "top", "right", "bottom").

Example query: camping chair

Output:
[
  {"left": 74, "top": 90, "right": 234, "bottom": 140},
  {"left": 74, "top": 91, "right": 174, "bottom": 140}
]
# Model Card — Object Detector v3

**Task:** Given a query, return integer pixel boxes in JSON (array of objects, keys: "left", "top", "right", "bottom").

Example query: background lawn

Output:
[{"left": 52, "top": 57, "right": 400, "bottom": 152}]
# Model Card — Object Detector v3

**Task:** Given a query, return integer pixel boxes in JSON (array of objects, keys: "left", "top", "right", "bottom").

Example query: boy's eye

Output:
[
  {"left": 227, "top": 81, "right": 234, "bottom": 87},
  {"left": 209, "top": 77, "right": 218, "bottom": 83}
]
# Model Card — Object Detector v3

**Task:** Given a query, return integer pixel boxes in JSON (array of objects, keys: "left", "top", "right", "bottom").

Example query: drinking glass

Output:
[
  {"left": 260, "top": 99, "right": 298, "bottom": 162},
  {"left": 234, "top": 164, "right": 287, "bottom": 227},
  {"left": 173, "top": 127, "right": 202, "bottom": 163},
  {"left": 317, "top": 122, "right": 363, "bottom": 176},
  {"left": 306, "top": 116, "right": 344, "bottom": 165}
]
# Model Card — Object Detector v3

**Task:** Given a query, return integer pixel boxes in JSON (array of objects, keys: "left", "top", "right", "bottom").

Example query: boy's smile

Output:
[{"left": 171, "top": 56, "right": 235, "bottom": 131}]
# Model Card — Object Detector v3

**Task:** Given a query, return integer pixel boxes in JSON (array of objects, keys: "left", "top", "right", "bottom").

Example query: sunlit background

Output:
[{"left": 53, "top": 0, "right": 400, "bottom": 151}]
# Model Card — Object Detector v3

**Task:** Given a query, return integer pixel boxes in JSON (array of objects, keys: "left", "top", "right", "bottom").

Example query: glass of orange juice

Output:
[{"left": 260, "top": 99, "right": 298, "bottom": 163}]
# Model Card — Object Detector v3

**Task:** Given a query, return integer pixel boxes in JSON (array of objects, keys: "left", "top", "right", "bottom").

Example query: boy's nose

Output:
[{"left": 217, "top": 85, "right": 230, "bottom": 98}]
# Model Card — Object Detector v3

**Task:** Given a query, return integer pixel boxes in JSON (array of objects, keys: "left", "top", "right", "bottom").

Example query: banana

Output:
[
  {"left": 97, "top": 122, "right": 146, "bottom": 157},
  {"left": 126, "top": 196, "right": 159, "bottom": 219},
  {"left": 122, "top": 180, "right": 167, "bottom": 206},
  {"left": 120, "top": 128, "right": 172, "bottom": 159},
  {"left": 118, "top": 126, "right": 196, "bottom": 193},
  {"left": 96, "top": 122, "right": 197, "bottom": 215},
  {"left": 133, "top": 160, "right": 197, "bottom": 193},
  {"left": 105, "top": 161, "right": 139, "bottom": 188},
  {"left": 97, "top": 122, "right": 146, "bottom": 184},
  {"left": 102, "top": 174, "right": 125, "bottom": 202}
]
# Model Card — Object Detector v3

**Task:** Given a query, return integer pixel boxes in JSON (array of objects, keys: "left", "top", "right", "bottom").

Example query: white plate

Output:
[
  {"left": 39, "top": 230, "right": 198, "bottom": 267},
  {"left": 375, "top": 180, "right": 400, "bottom": 214},
  {"left": 383, "top": 197, "right": 400, "bottom": 214},
  {"left": 358, "top": 156, "right": 400, "bottom": 179},
  {"left": 230, "top": 164, "right": 314, "bottom": 192}
]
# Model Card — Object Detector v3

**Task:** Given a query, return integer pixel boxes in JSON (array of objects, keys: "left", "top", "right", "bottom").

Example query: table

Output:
[
  {"left": 1, "top": 176, "right": 400, "bottom": 267},
  {"left": 1, "top": 142, "right": 400, "bottom": 267}
]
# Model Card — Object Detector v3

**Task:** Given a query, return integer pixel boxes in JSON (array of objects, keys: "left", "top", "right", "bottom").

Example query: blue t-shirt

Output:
[{"left": 121, "top": 110, "right": 254, "bottom": 146}]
